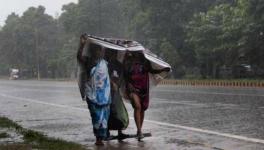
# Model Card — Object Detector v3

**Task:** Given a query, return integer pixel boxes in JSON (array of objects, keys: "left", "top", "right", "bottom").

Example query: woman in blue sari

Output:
[{"left": 84, "top": 43, "right": 111, "bottom": 146}]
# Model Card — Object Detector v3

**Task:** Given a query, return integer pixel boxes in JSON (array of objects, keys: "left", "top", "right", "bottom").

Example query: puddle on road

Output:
[{"left": 166, "top": 138, "right": 224, "bottom": 150}]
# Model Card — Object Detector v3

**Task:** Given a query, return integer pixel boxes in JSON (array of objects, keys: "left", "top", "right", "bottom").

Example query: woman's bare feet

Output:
[
  {"left": 137, "top": 131, "right": 144, "bottom": 141},
  {"left": 95, "top": 138, "right": 104, "bottom": 146}
]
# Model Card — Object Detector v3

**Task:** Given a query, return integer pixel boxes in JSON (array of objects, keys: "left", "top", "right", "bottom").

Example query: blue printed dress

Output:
[{"left": 85, "top": 59, "right": 111, "bottom": 139}]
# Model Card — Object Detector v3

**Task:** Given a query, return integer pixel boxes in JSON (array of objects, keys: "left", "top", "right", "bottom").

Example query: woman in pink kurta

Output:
[{"left": 124, "top": 51, "right": 170, "bottom": 141}]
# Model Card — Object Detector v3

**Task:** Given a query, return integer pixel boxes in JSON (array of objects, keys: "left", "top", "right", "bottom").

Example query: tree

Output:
[
  {"left": 0, "top": 6, "right": 61, "bottom": 78},
  {"left": 242, "top": 0, "right": 264, "bottom": 77},
  {"left": 60, "top": 0, "right": 126, "bottom": 37},
  {"left": 186, "top": 0, "right": 249, "bottom": 78},
  {"left": 0, "top": 13, "right": 21, "bottom": 71},
  {"left": 1, "top": 0, "right": 263, "bottom": 79}
]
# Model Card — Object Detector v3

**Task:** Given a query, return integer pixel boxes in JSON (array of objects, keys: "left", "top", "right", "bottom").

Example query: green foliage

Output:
[
  {"left": 0, "top": 0, "right": 263, "bottom": 79},
  {"left": 0, "top": 117, "right": 22, "bottom": 130},
  {"left": 0, "top": 132, "right": 9, "bottom": 138},
  {"left": 159, "top": 39, "right": 183, "bottom": 77},
  {"left": 186, "top": 0, "right": 264, "bottom": 78},
  {"left": 0, "top": 6, "right": 61, "bottom": 78},
  {"left": 60, "top": 0, "right": 126, "bottom": 37},
  {"left": 126, "top": 0, "right": 237, "bottom": 78},
  {"left": 0, "top": 117, "right": 86, "bottom": 150},
  {"left": 23, "top": 130, "right": 84, "bottom": 150}
]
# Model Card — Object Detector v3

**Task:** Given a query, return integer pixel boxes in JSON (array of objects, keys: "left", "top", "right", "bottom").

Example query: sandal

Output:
[{"left": 137, "top": 131, "right": 144, "bottom": 141}]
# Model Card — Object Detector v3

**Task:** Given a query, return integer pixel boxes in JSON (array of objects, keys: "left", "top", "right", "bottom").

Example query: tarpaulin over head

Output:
[
  {"left": 83, "top": 35, "right": 171, "bottom": 84},
  {"left": 77, "top": 35, "right": 171, "bottom": 100}
]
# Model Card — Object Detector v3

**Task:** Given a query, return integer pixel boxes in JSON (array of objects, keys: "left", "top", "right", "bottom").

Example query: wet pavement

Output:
[{"left": 0, "top": 79, "right": 264, "bottom": 150}]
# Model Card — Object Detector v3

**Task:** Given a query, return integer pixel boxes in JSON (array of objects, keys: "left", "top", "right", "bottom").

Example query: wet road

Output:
[
  {"left": 150, "top": 85, "right": 264, "bottom": 139},
  {"left": 0, "top": 79, "right": 264, "bottom": 150}
]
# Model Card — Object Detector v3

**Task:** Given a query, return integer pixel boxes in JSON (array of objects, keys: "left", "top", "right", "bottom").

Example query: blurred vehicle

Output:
[
  {"left": 232, "top": 64, "right": 254, "bottom": 78},
  {"left": 9, "top": 68, "right": 19, "bottom": 80}
]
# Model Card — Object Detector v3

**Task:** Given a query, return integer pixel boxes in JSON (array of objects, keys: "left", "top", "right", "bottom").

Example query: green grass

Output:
[
  {"left": 0, "top": 117, "right": 22, "bottom": 130},
  {"left": 0, "top": 144, "right": 31, "bottom": 150},
  {"left": 22, "top": 130, "right": 85, "bottom": 150},
  {"left": 0, "top": 116, "right": 87, "bottom": 150},
  {"left": 0, "top": 132, "right": 9, "bottom": 138}
]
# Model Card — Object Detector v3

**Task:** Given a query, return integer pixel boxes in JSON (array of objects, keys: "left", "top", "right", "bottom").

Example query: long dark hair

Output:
[{"left": 77, "top": 33, "right": 87, "bottom": 64}]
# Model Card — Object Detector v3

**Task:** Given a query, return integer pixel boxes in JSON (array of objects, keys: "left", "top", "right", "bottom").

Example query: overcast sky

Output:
[{"left": 0, "top": 0, "right": 78, "bottom": 26}]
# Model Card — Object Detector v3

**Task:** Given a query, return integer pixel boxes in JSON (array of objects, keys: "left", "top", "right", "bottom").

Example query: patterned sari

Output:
[{"left": 85, "top": 59, "right": 111, "bottom": 139}]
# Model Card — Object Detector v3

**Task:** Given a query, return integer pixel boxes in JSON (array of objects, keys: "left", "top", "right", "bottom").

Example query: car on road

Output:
[{"left": 9, "top": 68, "right": 19, "bottom": 80}]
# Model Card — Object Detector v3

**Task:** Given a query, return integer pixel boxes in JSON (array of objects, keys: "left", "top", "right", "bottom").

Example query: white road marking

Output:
[
  {"left": 0, "top": 93, "right": 87, "bottom": 112},
  {"left": 1, "top": 93, "right": 264, "bottom": 145},
  {"left": 144, "top": 119, "right": 264, "bottom": 145}
]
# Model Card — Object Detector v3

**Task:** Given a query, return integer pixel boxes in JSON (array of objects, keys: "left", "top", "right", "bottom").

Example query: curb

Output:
[{"left": 159, "top": 80, "right": 264, "bottom": 88}]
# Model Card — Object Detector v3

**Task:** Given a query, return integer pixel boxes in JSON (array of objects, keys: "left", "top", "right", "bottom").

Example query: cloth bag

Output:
[{"left": 108, "top": 89, "right": 129, "bottom": 130}]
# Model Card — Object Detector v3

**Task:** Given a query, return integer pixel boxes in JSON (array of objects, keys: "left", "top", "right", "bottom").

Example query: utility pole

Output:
[
  {"left": 12, "top": 32, "right": 17, "bottom": 66},
  {"left": 35, "top": 28, "right": 40, "bottom": 80}
]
